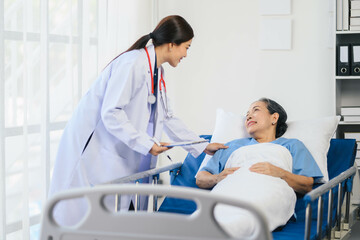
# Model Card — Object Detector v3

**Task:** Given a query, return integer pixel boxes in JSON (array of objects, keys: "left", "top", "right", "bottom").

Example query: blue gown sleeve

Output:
[
  {"left": 199, "top": 148, "right": 225, "bottom": 175},
  {"left": 289, "top": 139, "right": 323, "bottom": 181},
  {"left": 199, "top": 139, "right": 248, "bottom": 174}
]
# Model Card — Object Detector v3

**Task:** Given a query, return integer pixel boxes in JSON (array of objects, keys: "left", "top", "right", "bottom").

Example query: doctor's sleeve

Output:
[
  {"left": 100, "top": 60, "right": 153, "bottom": 156},
  {"left": 163, "top": 116, "right": 208, "bottom": 158}
]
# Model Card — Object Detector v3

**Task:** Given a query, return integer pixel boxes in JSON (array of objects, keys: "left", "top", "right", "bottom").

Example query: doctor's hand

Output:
[
  {"left": 204, "top": 143, "right": 228, "bottom": 155},
  {"left": 149, "top": 143, "right": 170, "bottom": 156}
]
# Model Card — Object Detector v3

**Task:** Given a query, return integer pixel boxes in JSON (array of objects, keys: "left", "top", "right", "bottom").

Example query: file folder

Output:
[
  {"left": 337, "top": 45, "right": 350, "bottom": 76},
  {"left": 351, "top": 45, "right": 360, "bottom": 76}
]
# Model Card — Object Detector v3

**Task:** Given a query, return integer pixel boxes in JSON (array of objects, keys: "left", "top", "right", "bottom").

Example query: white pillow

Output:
[
  {"left": 282, "top": 116, "right": 340, "bottom": 182},
  {"left": 197, "top": 108, "right": 340, "bottom": 182},
  {"left": 197, "top": 109, "right": 249, "bottom": 174}
]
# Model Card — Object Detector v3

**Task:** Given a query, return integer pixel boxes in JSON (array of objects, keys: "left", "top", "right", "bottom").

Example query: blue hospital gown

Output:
[{"left": 200, "top": 137, "right": 323, "bottom": 181}]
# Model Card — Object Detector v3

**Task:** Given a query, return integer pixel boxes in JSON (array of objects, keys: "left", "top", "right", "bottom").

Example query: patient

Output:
[{"left": 196, "top": 98, "right": 323, "bottom": 238}]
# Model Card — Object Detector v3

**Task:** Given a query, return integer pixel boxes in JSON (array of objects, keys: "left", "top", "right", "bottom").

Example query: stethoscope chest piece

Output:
[{"left": 148, "top": 94, "right": 156, "bottom": 104}]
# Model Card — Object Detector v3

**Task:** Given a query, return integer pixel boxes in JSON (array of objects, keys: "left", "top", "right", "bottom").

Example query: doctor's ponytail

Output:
[
  {"left": 126, "top": 15, "right": 194, "bottom": 51},
  {"left": 105, "top": 15, "right": 193, "bottom": 68}
]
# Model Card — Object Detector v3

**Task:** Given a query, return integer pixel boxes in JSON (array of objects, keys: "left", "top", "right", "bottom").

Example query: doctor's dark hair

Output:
[
  {"left": 126, "top": 15, "right": 194, "bottom": 52},
  {"left": 259, "top": 98, "right": 288, "bottom": 138}
]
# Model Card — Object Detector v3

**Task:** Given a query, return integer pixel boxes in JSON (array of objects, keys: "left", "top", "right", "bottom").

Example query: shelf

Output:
[{"left": 336, "top": 76, "right": 360, "bottom": 80}]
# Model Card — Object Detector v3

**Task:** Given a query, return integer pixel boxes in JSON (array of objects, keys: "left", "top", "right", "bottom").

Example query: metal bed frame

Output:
[
  {"left": 102, "top": 162, "right": 182, "bottom": 212},
  {"left": 39, "top": 184, "right": 272, "bottom": 240},
  {"left": 303, "top": 166, "right": 357, "bottom": 240}
]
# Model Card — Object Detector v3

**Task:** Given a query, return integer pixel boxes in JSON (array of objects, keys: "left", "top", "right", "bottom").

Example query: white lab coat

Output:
[{"left": 48, "top": 45, "right": 207, "bottom": 226}]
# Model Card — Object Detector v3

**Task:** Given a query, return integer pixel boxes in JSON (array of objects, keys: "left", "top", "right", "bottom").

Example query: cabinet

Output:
[
  {"left": 335, "top": 0, "right": 360, "bottom": 167},
  {"left": 335, "top": 31, "right": 360, "bottom": 163}
]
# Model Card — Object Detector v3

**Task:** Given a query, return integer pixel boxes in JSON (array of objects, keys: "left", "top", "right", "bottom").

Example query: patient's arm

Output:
[
  {"left": 249, "top": 162, "right": 314, "bottom": 194},
  {"left": 196, "top": 167, "right": 239, "bottom": 189}
]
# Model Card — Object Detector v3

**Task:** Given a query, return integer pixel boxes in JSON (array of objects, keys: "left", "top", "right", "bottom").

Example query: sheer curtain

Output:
[{"left": 1, "top": 0, "right": 154, "bottom": 239}]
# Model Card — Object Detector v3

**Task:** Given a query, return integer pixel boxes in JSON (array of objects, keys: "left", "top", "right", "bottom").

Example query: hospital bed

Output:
[
  {"left": 158, "top": 136, "right": 359, "bottom": 240},
  {"left": 40, "top": 136, "right": 358, "bottom": 240}
]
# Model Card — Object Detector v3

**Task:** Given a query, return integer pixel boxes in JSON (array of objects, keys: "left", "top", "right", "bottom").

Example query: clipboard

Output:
[{"left": 164, "top": 139, "right": 209, "bottom": 147}]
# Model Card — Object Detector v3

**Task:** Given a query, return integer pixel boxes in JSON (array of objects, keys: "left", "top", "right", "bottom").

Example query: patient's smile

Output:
[{"left": 247, "top": 121, "right": 256, "bottom": 127}]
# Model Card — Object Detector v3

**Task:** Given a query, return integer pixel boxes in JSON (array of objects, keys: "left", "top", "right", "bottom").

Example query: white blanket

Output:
[{"left": 212, "top": 143, "right": 296, "bottom": 238}]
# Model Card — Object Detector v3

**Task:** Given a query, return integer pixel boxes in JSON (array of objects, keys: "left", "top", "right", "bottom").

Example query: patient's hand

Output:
[
  {"left": 249, "top": 162, "right": 314, "bottom": 193},
  {"left": 196, "top": 167, "right": 239, "bottom": 189},
  {"left": 217, "top": 167, "right": 240, "bottom": 182},
  {"left": 249, "top": 162, "right": 283, "bottom": 178},
  {"left": 204, "top": 143, "right": 228, "bottom": 155}
]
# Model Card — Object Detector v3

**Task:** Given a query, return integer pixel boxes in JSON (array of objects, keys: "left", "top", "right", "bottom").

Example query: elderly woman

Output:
[{"left": 196, "top": 98, "right": 323, "bottom": 238}]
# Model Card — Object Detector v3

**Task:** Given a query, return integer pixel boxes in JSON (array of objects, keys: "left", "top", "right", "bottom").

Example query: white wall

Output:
[
  {"left": 157, "top": 0, "right": 335, "bottom": 137},
  {"left": 97, "top": 0, "right": 154, "bottom": 69}
]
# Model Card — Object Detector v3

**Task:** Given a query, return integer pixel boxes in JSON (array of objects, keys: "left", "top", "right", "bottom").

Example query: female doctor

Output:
[{"left": 49, "top": 15, "right": 227, "bottom": 226}]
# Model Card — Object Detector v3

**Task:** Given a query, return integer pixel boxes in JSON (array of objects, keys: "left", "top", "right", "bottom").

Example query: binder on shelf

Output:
[
  {"left": 350, "top": 17, "right": 360, "bottom": 25},
  {"left": 351, "top": 9, "right": 360, "bottom": 17},
  {"left": 337, "top": 45, "right": 350, "bottom": 75},
  {"left": 350, "top": 25, "right": 360, "bottom": 30},
  {"left": 351, "top": 45, "right": 360, "bottom": 75},
  {"left": 341, "top": 106, "right": 360, "bottom": 115},
  {"left": 343, "top": 115, "right": 360, "bottom": 122},
  {"left": 344, "top": 132, "right": 360, "bottom": 141},
  {"left": 351, "top": 0, "right": 360, "bottom": 9}
]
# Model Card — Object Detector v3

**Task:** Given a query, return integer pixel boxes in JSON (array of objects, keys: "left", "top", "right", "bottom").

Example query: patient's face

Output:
[{"left": 245, "top": 101, "right": 274, "bottom": 136}]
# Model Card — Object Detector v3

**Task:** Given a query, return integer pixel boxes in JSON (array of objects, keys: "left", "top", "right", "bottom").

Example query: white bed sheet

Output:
[{"left": 212, "top": 143, "right": 296, "bottom": 238}]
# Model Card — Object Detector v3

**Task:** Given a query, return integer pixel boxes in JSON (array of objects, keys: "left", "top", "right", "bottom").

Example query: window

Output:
[
  {"left": 1, "top": 0, "right": 99, "bottom": 238},
  {"left": 1, "top": 1, "right": 154, "bottom": 238}
]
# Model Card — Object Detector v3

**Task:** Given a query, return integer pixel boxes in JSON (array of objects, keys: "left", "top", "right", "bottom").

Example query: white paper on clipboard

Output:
[{"left": 164, "top": 139, "right": 209, "bottom": 147}]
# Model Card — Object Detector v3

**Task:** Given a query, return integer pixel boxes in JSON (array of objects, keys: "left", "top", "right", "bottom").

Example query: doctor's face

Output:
[{"left": 168, "top": 39, "right": 192, "bottom": 67}]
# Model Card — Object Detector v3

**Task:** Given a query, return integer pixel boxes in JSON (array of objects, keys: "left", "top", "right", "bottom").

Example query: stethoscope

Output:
[{"left": 144, "top": 46, "right": 170, "bottom": 118}]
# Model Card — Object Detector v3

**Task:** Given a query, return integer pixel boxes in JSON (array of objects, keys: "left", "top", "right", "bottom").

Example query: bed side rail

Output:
[
  {"left": 102, "top": 162, "right": 182, "bottom": 184},
  {"left": 303, "top": 166, "right": 357, "bottom": 240},
  {"left": 40, "top": 184, "right": 272, "bottom": 240},
  {"left": 100, "top": 162, "right": 182, "bottom": 212}
]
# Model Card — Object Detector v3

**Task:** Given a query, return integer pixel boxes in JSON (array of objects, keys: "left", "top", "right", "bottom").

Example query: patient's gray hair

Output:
[{"left": 259, "top": 98, "right": 288, "bottom": 138}]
